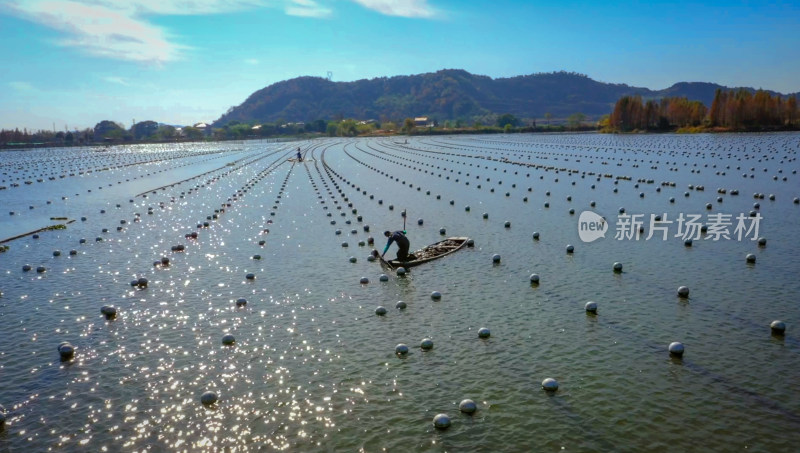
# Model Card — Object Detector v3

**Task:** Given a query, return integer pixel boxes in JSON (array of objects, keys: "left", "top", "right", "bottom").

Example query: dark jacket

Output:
[{"left": 384, "top": 230, "right": 409, "bottom": 255}]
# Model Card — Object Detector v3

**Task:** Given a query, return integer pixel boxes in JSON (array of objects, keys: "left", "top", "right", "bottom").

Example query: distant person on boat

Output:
[
  {"left": 382, "top": 230, "right": 409, "bottom": 261},
  {"left": 296, "top": 148, "right": 302, "bottom": 161}
]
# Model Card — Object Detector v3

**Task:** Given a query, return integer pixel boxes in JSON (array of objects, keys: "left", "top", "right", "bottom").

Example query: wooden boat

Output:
[{"left": 380, "top": 236, "right": 469, "bottom": 269}]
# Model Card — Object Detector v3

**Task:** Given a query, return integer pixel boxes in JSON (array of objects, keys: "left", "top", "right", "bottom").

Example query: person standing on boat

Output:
[
  {"left": 296, "top": 148, "right": 302, "bottom": 161},
  {"left": 382, "top": 230, "right": 409, "bottom": 261}
]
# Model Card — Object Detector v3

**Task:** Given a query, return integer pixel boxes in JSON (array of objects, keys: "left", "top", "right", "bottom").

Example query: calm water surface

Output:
[{"left": 1, "top": 134, "right": 799, "bottom": 452}]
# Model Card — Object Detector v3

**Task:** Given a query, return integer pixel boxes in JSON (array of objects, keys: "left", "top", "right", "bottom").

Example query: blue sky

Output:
[{"left": 1, "top": 0, "right": 798, "bottom": 131}]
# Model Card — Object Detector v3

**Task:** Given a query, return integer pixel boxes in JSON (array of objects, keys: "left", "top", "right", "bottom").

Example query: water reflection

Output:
[{"left": 1, "top": 134, "right": 799, "bottom": 450}]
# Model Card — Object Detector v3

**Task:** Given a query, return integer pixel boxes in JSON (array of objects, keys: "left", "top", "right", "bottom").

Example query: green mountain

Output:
[{"left": 211, "top": 69, "right": 790, "bottom": 126}]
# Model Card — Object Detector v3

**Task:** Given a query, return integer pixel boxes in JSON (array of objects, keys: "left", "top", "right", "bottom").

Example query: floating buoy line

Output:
[{"left": 0, "top": 133, "right": 797, "bottom": 441}]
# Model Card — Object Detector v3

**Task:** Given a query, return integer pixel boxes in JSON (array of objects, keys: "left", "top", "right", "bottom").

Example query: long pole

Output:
[{"left": 403, "top": 208, "right": 406, "bottom": 232}]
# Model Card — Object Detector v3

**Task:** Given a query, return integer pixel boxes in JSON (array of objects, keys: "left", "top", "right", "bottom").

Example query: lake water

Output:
[{"left": 1, "top": 133, "right": 799, "bottom": 452}]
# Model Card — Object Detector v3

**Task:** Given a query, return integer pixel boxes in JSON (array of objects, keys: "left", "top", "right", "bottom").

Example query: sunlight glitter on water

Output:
[{"left": 0, "top": 135, "right": 799, "bottom": 450}]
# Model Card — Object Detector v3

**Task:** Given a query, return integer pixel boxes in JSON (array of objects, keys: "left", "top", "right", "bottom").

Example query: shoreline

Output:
[{"left": 4, "top": 125, "right": 800, "bottom": 151}]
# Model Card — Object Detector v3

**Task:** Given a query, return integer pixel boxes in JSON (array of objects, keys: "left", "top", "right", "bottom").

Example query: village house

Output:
[{"left": 414, "top": 117, "right": 435, "bottom": 128}]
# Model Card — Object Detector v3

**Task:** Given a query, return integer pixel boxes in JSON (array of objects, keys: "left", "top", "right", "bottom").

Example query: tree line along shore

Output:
[
  {"left": 605, "top": 89, "right": 798, "bottom": 133},
  {"left": 3, "top": 89, "right": 798, "bottom": 148}
]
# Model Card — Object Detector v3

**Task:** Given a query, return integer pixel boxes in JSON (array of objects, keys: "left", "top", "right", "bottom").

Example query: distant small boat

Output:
[{"left": 378, "top": 236, "right": 469, "bottom": 268}]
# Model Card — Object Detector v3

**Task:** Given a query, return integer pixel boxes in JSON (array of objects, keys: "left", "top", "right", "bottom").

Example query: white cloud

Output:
[
  {"left": 349, "top": 0, "right": 434, "bottom": 18},
  {"left": 0, "top": 0, "right": 435, "bottom": 65},
  {"left": 285, "top": 0, "right": 331, "bottom": 18},
  {"left": 103, "top": 76, "right": 130, "bottom": 85},
  {"left": 9, "top": 81, "right": 37, "bottom": 92},
  {"left": 2, "top": 1, "right": 186, "bottom": 63},
  {"left": 0, "top": 1, "right": 270, "bottom": 64},
  {"left": 65, "top": 0, "right": 268, "bottom": 16}
]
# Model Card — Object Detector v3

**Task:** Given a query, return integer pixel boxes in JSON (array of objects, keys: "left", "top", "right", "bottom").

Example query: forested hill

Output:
[{"left": 212, "top": 69, "right": 789, "bottom": 126}]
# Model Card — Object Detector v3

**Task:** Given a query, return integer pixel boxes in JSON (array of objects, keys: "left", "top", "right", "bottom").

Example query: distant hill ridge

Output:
[{"left": 213, "top": 69, "right": 796, "bottom": 126}]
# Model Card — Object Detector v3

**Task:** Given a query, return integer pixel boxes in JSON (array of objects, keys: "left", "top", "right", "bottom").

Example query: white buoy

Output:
[
  {"left": 478, "top": 327, "right": 491, "bottom": 338},
  {"left": 770, "top": 320, "right": 786, "bottom": 334},
  {"left": 459, "top": 399, "right": 477, "bottom": 414},
  {"left": 101, "top": 305, "right": 117, "bottom": 319},
  {"left": 200, "top": 391, "right": 218, "bottom": 405},
  {"left": 395, "top": 343, "right": 409, "bottom": 355},
  {"left": 222, "top": 334, "right": 235, "bottom": 345},
  {"left": 431, "top": 291, "right": 442, "bottom": 300},
  {"left": 677, "top": 286, "right": 690, "bottom": 298},
  {"left": 396, "top": 301, "right": 407, "bottom": 309},
  {"left": 585, "top": 301, "right": 598, "bottom": 313},
  {"left": 420, "top": 338, "right": 434, "bottom": 350},
  {"left": 746, "top": 253, "right": 756, "bottom": 263},
  {"left": 375, "top": 306, "right": 387, "bottom": 316},
  {"left": 668, "top": 341, "right": 684, "bottom": 357},
  {"left": 530, "top": 273, "right": 540, "bottom": 284},
  {"left": 396, "top": 267, "right": 406, "bottom": 276},
  {"left": 433, "top": 413, "right": 451, "bottom": 429},
  {"left": 541, "top": 378, "right": 559, "bottom": 391},
  {"left": 492, "top": 254, "right": 501, "bottom": 263}
]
